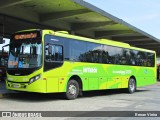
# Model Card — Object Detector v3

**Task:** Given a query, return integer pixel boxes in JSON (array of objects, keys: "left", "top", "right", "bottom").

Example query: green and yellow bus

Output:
[{"left": 6, "top": 29, "right": 156, "bottom": 99}]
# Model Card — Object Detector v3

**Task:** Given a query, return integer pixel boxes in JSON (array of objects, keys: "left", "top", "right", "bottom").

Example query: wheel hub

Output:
[{"left": 68, "top": 84, "right": 77, "bottom": 95}]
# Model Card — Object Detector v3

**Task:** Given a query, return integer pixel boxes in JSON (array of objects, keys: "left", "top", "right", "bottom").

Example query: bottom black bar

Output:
[{"left": 0, "top": 111, "right": 160, "bottom": 117}]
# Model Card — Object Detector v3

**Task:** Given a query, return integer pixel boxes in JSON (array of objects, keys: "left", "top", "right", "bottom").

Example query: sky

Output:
[{"left": 84, "top": 0, "right": 160, "bottom": 39}]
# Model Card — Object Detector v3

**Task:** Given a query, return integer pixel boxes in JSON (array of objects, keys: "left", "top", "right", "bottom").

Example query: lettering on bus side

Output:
[
  {"left": 112, "top": 70, "right": 132, "bottom": 75},
  {"left": 83, "top": 67, "right": 98, "bottom": 73}
]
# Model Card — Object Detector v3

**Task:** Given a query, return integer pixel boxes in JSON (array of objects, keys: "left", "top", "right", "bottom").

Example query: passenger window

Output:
[{"left": 45, "top": 44, "right": 63, "bottom": 62}]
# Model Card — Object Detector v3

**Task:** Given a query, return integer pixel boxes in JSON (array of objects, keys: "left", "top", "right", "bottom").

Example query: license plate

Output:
[{"left": 12, "top": 84, "right": 20, "bottom": 88}]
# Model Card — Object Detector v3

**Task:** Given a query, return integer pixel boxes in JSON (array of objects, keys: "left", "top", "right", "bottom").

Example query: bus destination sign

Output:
[{"left": 14, "top": 33, "right": 38, "bottom": 40}]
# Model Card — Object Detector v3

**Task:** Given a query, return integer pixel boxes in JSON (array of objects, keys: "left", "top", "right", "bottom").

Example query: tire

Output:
[
  {"left": 127, "top": 78, "right": 136, "bottom": 94},
  {"left": 65, "top": 80, "right": 79, "bottom": 100}
]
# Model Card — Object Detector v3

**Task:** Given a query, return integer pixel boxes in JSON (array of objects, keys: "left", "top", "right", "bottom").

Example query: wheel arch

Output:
[{"left": 68, "top": 75, "right": 83, "bottom": 92}]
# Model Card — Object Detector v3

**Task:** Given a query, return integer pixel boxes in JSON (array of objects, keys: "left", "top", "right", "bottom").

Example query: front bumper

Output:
[{"left": 6, "top": 79, "right": 47, "bottom": 93}]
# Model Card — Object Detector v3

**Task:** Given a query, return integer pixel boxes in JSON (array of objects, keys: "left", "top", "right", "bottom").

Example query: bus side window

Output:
[
  {"left": 45, "top": 44, "right": 63, "bottom": 62},
  {"left": 55, "top": 45, "right": 63, "bottom": 61},
  {"left": 45, "top": 45, "right": 54, "bottom": 61},
  {"left": 45, "top": 44, "right": 49, "bottom": 60}
]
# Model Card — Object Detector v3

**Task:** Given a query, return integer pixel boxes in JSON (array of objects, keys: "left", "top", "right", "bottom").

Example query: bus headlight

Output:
[{"left": 29, "top": 74, "right": 41, "bottom": 84}]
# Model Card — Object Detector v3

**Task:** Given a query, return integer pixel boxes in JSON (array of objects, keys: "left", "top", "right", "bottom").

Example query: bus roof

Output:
[
  {"left": 12, "top": 29, "right": 155, "bottom": 53},
  {"left": 53, "top": 30, "right": 155, "bottom": 53}
]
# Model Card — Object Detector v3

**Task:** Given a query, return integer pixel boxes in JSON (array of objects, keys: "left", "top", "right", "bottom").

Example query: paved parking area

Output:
[
  {"left": 0, "top": 81, "right": 8, "bottom": 94},
  {"left": 0, "top": 81, "right": 160, "bottom": 120}
]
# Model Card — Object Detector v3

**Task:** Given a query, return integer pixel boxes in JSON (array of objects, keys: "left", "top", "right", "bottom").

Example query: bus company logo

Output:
[
  {"left": 83, "top": 67, "right": 97, "bottom": 73},
  {"left": 2, "top": 112, "right": 11, "bottom": 117}
]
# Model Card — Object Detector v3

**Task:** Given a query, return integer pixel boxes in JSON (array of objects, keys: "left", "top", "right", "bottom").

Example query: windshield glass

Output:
[{"left": 8, "top": 41, "right": 42, "bottom": 68}]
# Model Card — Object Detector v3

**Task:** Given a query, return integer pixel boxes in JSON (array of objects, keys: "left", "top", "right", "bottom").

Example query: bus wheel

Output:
[
  {"left": 65, "top": 80, "right": 79, "bottom": 100},
  {"left": 127, "top": 78, "right": 136, "bottom": 94}
]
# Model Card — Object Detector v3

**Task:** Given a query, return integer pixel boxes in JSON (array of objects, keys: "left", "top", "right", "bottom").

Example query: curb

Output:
[
  {"left": 0, "top": 93, "right": 16, "bottom": 98},
  {"left": 0, "top": 94, "right": 3, "bottom": 98},
  {"left": 0, "top": 93, "right": 7, "bottom": 98},
  {"left": 0, "top": 92, "right": 24, "bottom": 98}
]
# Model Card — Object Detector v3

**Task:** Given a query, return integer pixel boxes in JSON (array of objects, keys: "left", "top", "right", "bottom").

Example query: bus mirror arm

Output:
[
  {"left": 2, "top": 44, "right": 9, "bottom": 48},
  {"left": 2, "top": 44, "right": 9, "bottom": 59}
]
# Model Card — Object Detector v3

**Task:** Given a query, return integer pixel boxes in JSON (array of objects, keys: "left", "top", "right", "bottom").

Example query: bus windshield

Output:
[{"left": 8, "top": 41, "right": 42, "bottom": 68}]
